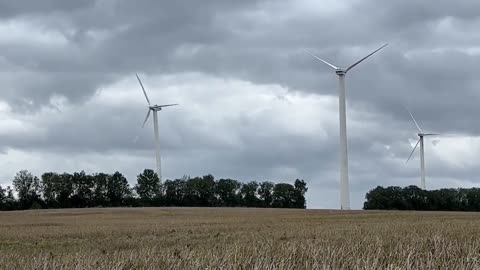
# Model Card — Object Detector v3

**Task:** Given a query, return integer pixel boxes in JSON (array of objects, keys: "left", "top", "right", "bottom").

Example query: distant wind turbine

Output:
[
  {"left": 405, "top": 107, "right": 438, "bottom": 190},
  {"left": 305, "top": 43, "right": 388, "bottom": 210},
  {"left": 136, "top": 73, "right": 178, "bottom": 181}
]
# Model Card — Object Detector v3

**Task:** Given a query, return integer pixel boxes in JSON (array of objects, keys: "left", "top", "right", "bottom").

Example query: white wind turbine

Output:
[
  {"left": 136, "top": 73, "right": 178, "bottom": 181},
  {"left": 305, "top": 43, "right": 388, "bottom": 210},
  {"left": 405, "top": 107, "right": 438, "bottom": 190}
]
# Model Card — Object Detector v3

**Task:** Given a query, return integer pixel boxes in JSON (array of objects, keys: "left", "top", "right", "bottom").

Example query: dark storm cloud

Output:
[
  {"left": 0, "top": 0, "right": 261, "bottom": 109},
  {"left": 2, "top": 0, "right": 479, "bottom": 116},
  {"left": 0, "top": 1, "right": 96, "bottom": 17}
]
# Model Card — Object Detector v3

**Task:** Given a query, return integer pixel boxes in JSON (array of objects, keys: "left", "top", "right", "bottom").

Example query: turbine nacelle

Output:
[{"left": 149, "top": 106, "right": 162, "bottom": 111}]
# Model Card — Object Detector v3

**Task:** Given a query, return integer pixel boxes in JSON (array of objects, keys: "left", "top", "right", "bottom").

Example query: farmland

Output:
[{"left": 1, "top": 208, "right": 480, "bottom": 269}]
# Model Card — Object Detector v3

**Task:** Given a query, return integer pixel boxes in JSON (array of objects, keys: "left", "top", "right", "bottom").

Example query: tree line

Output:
[
  {"left": 0, "top": 169, "right": 308, "bottom": 210},
  {"left": 364, "top": 185, "right": 480, "bottom": 211}
]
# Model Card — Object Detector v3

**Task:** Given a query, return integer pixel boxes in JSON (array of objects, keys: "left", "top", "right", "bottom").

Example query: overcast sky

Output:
[{"left": 1, "top": 0, "right": 480, "bottom": 209}]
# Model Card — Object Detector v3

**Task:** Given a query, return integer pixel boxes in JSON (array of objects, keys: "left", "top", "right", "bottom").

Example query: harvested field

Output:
[{"left": 1, "top": 208, "right": 480, "bottom": 269}]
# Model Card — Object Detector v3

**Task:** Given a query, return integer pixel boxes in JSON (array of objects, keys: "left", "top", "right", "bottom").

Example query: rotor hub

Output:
[{"left": 335, "top": 69, "right": 346, "bottom": 75}]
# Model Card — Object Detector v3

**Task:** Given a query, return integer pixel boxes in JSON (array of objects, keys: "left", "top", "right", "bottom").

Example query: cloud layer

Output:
[{"left": 1, "top": 0, "right": 480, "bottom": 208}]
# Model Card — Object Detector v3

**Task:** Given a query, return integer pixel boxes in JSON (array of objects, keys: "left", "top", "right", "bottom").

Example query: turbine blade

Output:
[
  {"left": 303, "top": 50, "right": 339, "bottom": 70},
  {"left": 159, "top": 103, "right": 179, "bottom": 108},
  {"left": 142, "top": 109, "right": 151, "bottom": 128},
  {"left": 404, "top": 106, "right": 423, "bottom": 133},
  {"left": 423, "top": 133, "right": 440, "bottom": 136},
  {"left": 346, "top": 43, "right": 388, "bottom": 72},
  {"left": 406, "top": 138, "right": 421, "bottom": 165},
  {"left": 136, "top": 73, "right": 151, "bottom": 106}
]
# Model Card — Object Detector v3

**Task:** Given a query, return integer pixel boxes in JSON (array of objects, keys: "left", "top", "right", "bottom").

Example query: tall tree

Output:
[
  {"left": 135, "top": 169, "right": 161, "bottom": 202},
  {"left": 293, "top": 179, "right": 308, "bottom": 209},
  {"left": 364, "top": 186, "right": 405, "bottom": 210},
  {"left": 258, "top": 181, "right": 274, "bottom": 207},
  {"left": 364, "top": 186, "right": 387, "bottom": 210},
  {"left": 93, "top": 173, "right": 109, "bottom": 206},
  {"left": 12, "top": 170, "right": 42, "bottom": 209},
  {"left": 272, "top": 183, "right": 296, "bottom": 208},
  {"left": 107, "top": 172, "right": 131, "bottom": 206},
  {"left": 71, "top": 171, "right": 94, "bottom": 208},
  {"left": 403, "top": 185, "right": 428, "bottom": 210},
  {"left": 58, "top": 173, "right": 74, "bottom": 208},
  {"left": 240, "top": 181, "right": 259, "bottom": 207},
  {"left": 164, "top": 178, "right": 187, "bottom": 206},
  {"left": 41, "top": 172, "right": 58, "bottom": 206},
  {"left": 41, "top": 172, "right": 73, "bottom": 208},
  {"left": 184, "top": 175, "right": 216, "bottom": 206},
  {"left": 0, "top": 185, "right": 5, "bottom": 210},
  {"left": 215, "top": 179, "right": 241, "bottom": 207},
  {"left": 466, "top": 188, "right": 480, "bottom": 211},
  {"left": 3, "top": 186, "right": 16, "bottom": 210}
]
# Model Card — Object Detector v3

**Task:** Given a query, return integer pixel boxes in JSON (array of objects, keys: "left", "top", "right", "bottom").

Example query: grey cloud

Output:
[
  {"left": 2, "top": 0, "right": 480, "bottom": 208},
  {"left": 0, "top": 1, "right": 96, "bottom": 18}
]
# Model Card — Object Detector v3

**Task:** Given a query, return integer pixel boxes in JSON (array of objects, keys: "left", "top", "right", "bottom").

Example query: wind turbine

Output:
[
  {"left": 136, "top": 73, "right": 178, "bottom": 181},
  {"left": 305, "top": 43, "right": 388, "bottom": 210},
  {"left": 405, "top": 107, "right": 438, "bottom": 190}
]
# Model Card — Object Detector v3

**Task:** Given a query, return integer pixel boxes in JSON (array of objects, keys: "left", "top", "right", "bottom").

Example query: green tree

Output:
[
  {"left": 135, "top": 169, "right": 161, "bottom": 202},
  {"left": 363, "top": 186, "right": 477, "bottom": 211},
  {"left": 58, "top": 173, "right": 74, "bottom": 207},
  {"left": 184, "top": 175, "right": 216, "bottom": 206},
  {"left": 403, "top": 185, "right": 428, "bottom": 210},
  {"left": 71, "top": 171, "right": 94, "bottom": 208},
  {"left": 364, "top": 186, "right": 386, "bottom": 210},
  {"left": 1, "top": 171, "right": 311, "bottom": 210},
  {"left": 5, "top": 186, "right": 16, "bottom": 210},
  {"left": 215, "top": 179, "right": 241, "bottom": 207},
  {"left": 465, "top": 188, "right": 480, "bottom": 211},
  {"left": 41, "top": 172, "right": 57, "bottom": 206},
  {"left": 364, "top": 186, "right": 406, "bottom": 210},
  {"left": 0, "top": 185, "right": 5, "bottom": 210},
  {"left": 93, "top": 173, "right": 109, "bottom": 207},
  {"left": 438, "top": 188, "right": 460, "bottom": 211},
  {"left": 164, "top": 178, "right": 187, "bottom": 206},
  {"left": 107, "top": 172, "right": 131, "bottom": 206},
  {"left": 258, "top": 181, "right": 274, "bottom": 207},
  {"left": 272, "top": 183, "right": 296, "bottom": 208},
  {"left": 41, "top": 172, "right": 73, "bottom": 208},
  {"left": 12, "top": 170, "right": 42, "bottom": 209},
  {"left": 240, "top": 181, "right": 259, "bottom": 207},
  {"left": 293, "top": 179, "right": 308, "bottom": 209}
]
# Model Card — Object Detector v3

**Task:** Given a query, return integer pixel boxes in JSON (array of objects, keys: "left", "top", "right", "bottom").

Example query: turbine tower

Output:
[
  {"left": 136, "top": 73, "right": 178, "bottom": 181},
  {"left": 405, "top": 107, "right": 438, "bottom": 190},
  {"left": 305, "top": 44, "right": 388, "bottom": 210}
]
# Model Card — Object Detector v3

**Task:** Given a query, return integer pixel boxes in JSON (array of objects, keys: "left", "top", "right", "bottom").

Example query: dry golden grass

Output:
[{"left": 1, "top": 208, "right": 480, "bottom": 269}]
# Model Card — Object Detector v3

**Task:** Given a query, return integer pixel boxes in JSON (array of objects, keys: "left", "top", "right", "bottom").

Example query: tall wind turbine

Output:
[
  {"left": 305, "top": 44, "right": 388, "bottom": 210},
  {"left": 405, "top": 107, "right": 438, "bottom": 190},
  {"left": 136, "top": 73, "right": 178, "bottom": 181}
]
